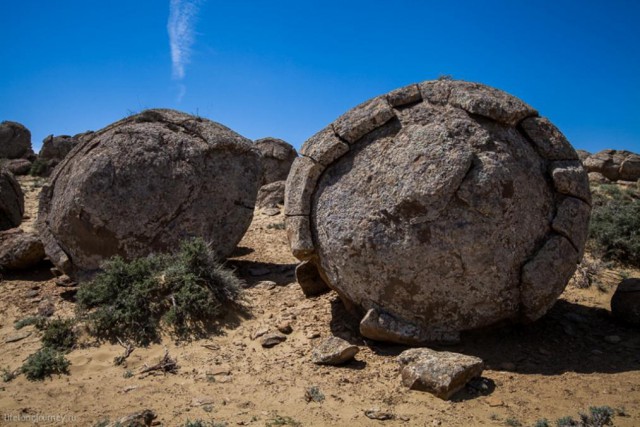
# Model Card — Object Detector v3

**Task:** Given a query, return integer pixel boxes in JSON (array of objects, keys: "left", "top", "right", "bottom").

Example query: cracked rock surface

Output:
[
  {"left": 37, "top": 109, "right": 262, "bottom": 279},
  {"left": 285, "top": 79, "right": 590, "bottom": 344}
]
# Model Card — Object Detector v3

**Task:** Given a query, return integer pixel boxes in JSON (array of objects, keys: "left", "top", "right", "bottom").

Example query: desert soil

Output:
[{"left": 0, "top": 176, "right": 639, "bottom": 427}]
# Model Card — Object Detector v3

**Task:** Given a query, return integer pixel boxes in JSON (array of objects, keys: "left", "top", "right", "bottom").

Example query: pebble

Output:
[
  {"left": 262, "top": 208, "right": 280, "bottom": 216},
  {"left": 256, "top": 281, "right": 276, "bottom": 290},
  {"left": 261, "top": 333, "right": 287, "bottom": 348},
  {"left": 276, "top": 321, "right": 293, "bottom": 335},
  {"left": 364, "top": 408, "right": 394, "bottom": 421},
  {"left": 251, "top": 326, "right": 270, "bottom": 340}
]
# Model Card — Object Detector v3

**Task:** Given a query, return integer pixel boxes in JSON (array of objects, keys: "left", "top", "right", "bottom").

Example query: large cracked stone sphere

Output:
[
  {"left": 38, "top": 109, "right": 262, "bottom": 279},
  {"left": 285, "top": 80, "right": 591, "bottom": 344}
]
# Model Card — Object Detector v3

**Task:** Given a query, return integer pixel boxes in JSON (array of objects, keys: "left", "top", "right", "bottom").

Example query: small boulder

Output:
[
  {"left": 0, "top": 228, "right": 45, "bottom": 270},
  {"left": 33, "top": 134, "right": 83, "bottom": 177},
  {"left": 257, "top": 180, "right": 285, "bottom": 209},
  {"left": 254, "top": 137, "right": 297, "bottom": 185},
  {"left": 39, "top": 134, "right": 79, "bottom": 161},
  {"left": 588, "top": 172, "right": 610, "bottom": 184},
  {"left": 311, "top": 336, "right": 359, "bottom": 365},
  {"left": 261, "top": 332, "right": 287, "bottom": 348},
  {"left": 611, "top": 278, "right": 640, "bottom": 325},
  {"left": 397, "top": 348, "right": 484, "bottom": 400},
  {"left": 295, "top": 260, "right": 330, "bottom": 297},
  {"left": 0, "top": 169, "right": 24, "bottom": 231},
  {"left": 0, "top": 121, "right": 34, "bottom": 159},
  {"left": 5, "top": 159, "right": 32, "bottom": 175}
]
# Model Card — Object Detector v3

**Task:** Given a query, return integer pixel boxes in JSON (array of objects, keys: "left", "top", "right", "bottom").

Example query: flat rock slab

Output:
[
  {"left": 397, "top": 348, "right": 484, "bottom": 400},
  {"left": 311, "top": 336, "right": 359, "bottom": 365},
  {"left": 5, "top": 331, "right": 32, "bottom": 343}
]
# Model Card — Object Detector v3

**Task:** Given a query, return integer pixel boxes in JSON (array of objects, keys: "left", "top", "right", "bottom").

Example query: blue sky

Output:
[{"left": 0, "top": 0, "right": 638, "bottom": 154}]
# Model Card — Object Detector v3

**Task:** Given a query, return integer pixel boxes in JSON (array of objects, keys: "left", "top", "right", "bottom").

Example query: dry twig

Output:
[
  {"left": 139, "top": 348, "right": 179, "bottom": 376},
  {"left": 114, "top": 338, "right": 135, "bottom": 366}
]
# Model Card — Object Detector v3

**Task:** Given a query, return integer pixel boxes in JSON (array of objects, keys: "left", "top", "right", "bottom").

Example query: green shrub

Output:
[
  {"left": 555, "top": 406, "right": 615, "bottom": 427},
  {"left": 41, "top": 318, "right": 76, "bottom": 352},
  {"left": 77, "top": 238, "right": 245, "bottom": 345},
  {"left": 21, "top": 347, "right": 71, "bottom": 381},
  {"left": 589, "top": 199, "right": 640, "bottom": 266},
  {"left": 14, "top": 316, "right": 46, "bottom": 330},
  {"left": 266, "top": 415, "right": 301, "bottom": 427},
  {"left": 29, "top": 159, "right": 48, "bottom": 176},
  {"left": 304, "top": 385, "right": 325, "bottom": 403},
  {"left": 589, "top": 185, "right": 640, "bottom": 267}
]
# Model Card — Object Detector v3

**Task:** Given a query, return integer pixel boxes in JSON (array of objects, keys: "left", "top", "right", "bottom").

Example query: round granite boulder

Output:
[
  {"left": 285, "top": 79, "right": 590, "bottom": 344},
  {"left": 0, "top": 121, "right": 34, "bottom": 160},
  {"left": 254, "top": 137, "right": 297, "bottom": 185},
  {"left": 37, "top": 109, "right": 262, "bottom": 279},
  {"left": 0, "top": 168, "right": 24, "bottom": 230}
]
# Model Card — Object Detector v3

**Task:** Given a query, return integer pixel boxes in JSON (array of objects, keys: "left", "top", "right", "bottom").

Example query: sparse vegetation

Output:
[
  {"left": 304, "top": 385, "right": 325, "bottom": 403},
  {"left": 534, "top": 419, "right": 550, "bottom": 427},
  {"left": 182, "top": 420, "right": 227, "bottom": 427},
  {"left": 505, "top": 417, "right": 522, "bottom": 427},
  {"left": 555, "top": 406, "right": 615, "bottom": 427},
  {"left": 40, "top": 318, "right": 76, "bottom": 352},
  {"left": 2, "top": 367, "right": 18, "bottom": 383},
  {"left": 14, "top": 315, "right": 46, "bottom": 330},
  {"left": 20, "top": 347, "right": 71, "bottom": 381},
  {"left": 76, "top": 238, "right": 245, "bottom": 345},
  {"left": 266, "top": 415, "right": 302, "bottom": 427},
  {"left": 589, "top": 183, "right": 640, "bottom": 267},
  {"left": 29, "top": 159, "right": 48, "bottom": 176}
]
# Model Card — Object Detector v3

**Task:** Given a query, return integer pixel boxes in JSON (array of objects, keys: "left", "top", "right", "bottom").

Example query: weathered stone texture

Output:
[
  {"left": 0, "top": 169, "right": 24, "bottom": 230},
  {"left": 0, "top": 121, "right": 34, "bottom": 159},
  {"left": 254, "top": 137, "right": 297, "bottom": 185},
  {"left": 286, "top": 79, "right": 589, "bottom": 344},
  {"left": 0, "top": 228, "right": 45, "bottom": 270},
  {"left": 37, "top": 109, "right": 262, "bottom": 279},
  {"left": 397, "top": 348, "right": 484, "bottom": 400}
]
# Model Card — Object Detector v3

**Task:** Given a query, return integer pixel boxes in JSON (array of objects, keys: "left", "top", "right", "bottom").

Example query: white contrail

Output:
[{"left": 167, "top": 0, "right": 201, "bottom": 81}]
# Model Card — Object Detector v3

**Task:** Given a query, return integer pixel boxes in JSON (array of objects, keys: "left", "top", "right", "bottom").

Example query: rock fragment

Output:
[
  {"left": 397, "top": 348, "right": 484, "bottom": 400},
  {"left": 311, "top": 336, "right": 359, "bottom": 365}
]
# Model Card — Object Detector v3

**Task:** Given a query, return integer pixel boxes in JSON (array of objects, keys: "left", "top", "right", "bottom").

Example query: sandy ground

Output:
[{"left": 0, "top": 177, "right": 639, "bottom": 427}]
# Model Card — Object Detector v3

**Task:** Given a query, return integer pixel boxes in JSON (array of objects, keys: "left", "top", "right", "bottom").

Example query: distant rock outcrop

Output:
[
  {"left": 33, "top": 134, "right": 82, "bottom": 177},
  {"left": 0, "top": 121, "right": 34, "bottom": 160},
  {"left": 37, "top": 109, "right": 262, "bottom": 279},
  {"left": 254, "top": 137, "right": 297, "bottom": 185},
  {"left": 4, "top": 158, "right": 32, "bottom": 176},
  {"left": 583, "top": 149, "right": 640, "bottom": 182},
  {"left": 256, "top": 180, "right": 285, "bottom": 209},
  {"left": 0, "top": 168, "right": 24, "bottom": 231},
  {"left": 286, "top": 79, "right": 590, "bottom": 344}
]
